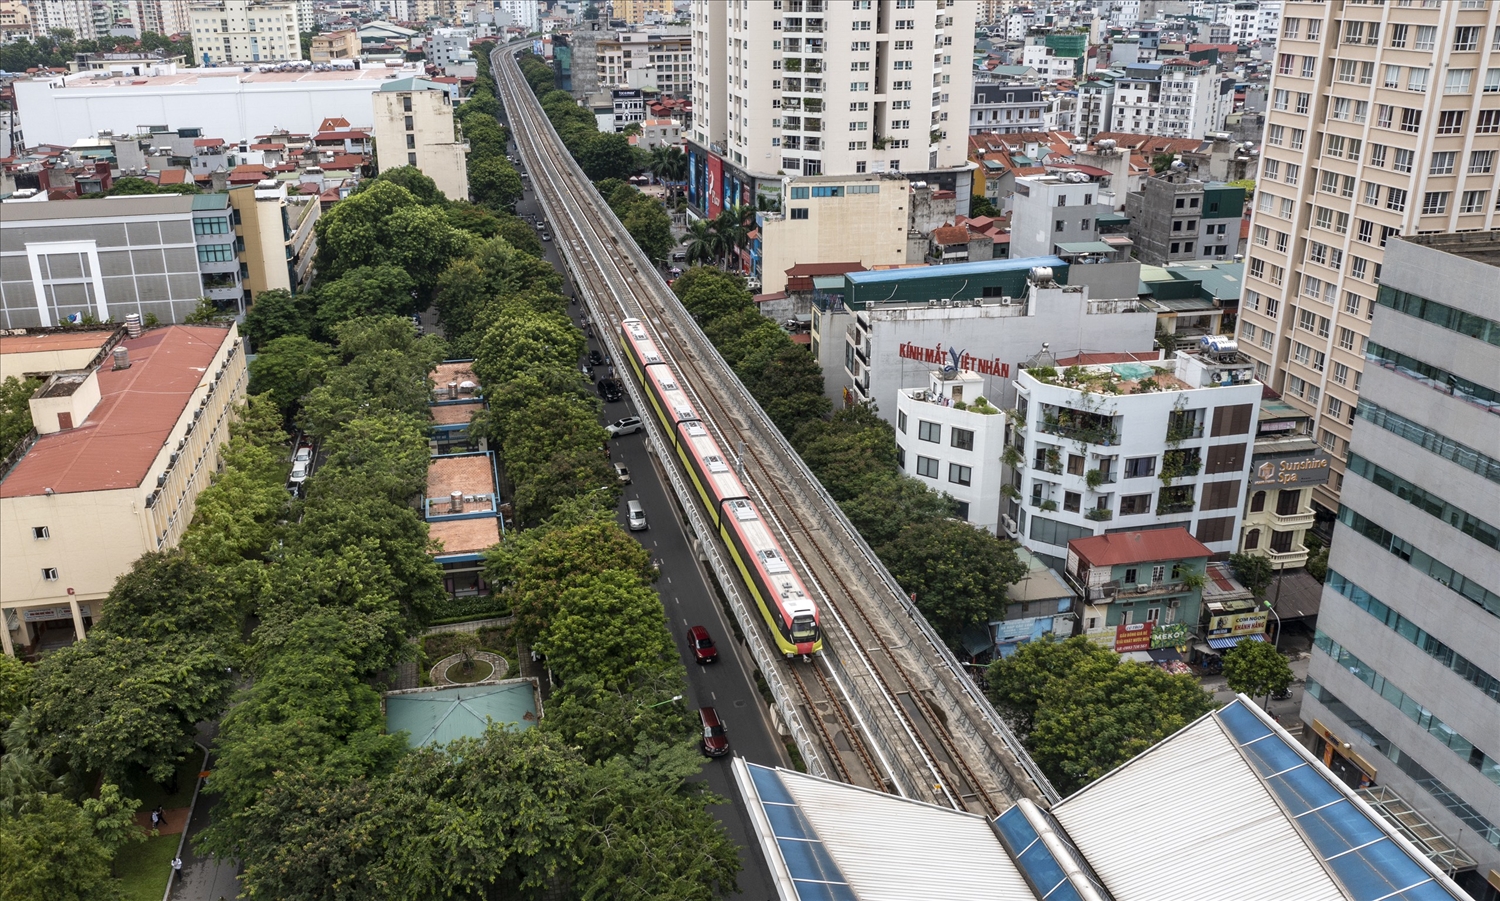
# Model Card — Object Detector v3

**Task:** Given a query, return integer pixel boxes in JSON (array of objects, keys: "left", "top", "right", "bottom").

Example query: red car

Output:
[
  {"left": 688, "top": 625, "right": 718, "bottom": 664},
  {"left": 699, "top": 706, "right": 729, "bottom": 758}
]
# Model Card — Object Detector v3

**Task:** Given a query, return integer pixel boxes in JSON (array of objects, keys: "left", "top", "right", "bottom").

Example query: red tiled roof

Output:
[
  {"left": 249, "top": 143, "right": 285, "bottom": 150},
  {"left": 0, "top": 332, "right": 111, "bottom": 355},
  {"left": 931, "top": 225, "right": 970, "bottom": 245},
  {"left": 785, "top": 262, "right": 866, "bottom": 277},
  {"left": 1068, "top": 528, "right": 1212, "bottom": 568},
  {"left": 318, "top": 116, "right": 351, "bottom": 130},
  {"left": 227, "top": 164, "right": 270, "bottom": 183},
  {"left": 314, "top": 130, "right": 369, "bottom": 141},
  {"left": 193, "top": 137, "right": 225, "bottom": 148},
  {"left": 1, "top": 326, "right": 229, "bottom": 498},
  {"left": 325, "top": 153, "right": 367, "bottom": 170},
  {"left": 752, "top": 291, "right": 788, "bottom": 303},
  {"left": 156, "top": 168, "right": 190, "bottom": 185}
]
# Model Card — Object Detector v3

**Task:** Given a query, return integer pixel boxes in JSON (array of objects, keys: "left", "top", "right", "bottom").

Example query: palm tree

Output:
[
  {"left": 683, "top": 219, "right": 721, "bottom": 267},
  {"left": 713, "top": 204, "right": 755, "bottom": 271},
  {"left": 648, "top": 145, "right": 688, "bottom": 201}
]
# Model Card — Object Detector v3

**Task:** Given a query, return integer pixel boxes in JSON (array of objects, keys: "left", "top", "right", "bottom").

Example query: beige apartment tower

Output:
[
  {"left": 189, "top": 0, "right": 301, "bottom": 65},
  {"left": 688, "top": 0, "right": 977, "bottom": 179},
  {"left": 373, "top": 78, "right": 470, "bottom": 202},
  {"left": 1236, "top": 0, "right": 1499, "bottom": 516}
]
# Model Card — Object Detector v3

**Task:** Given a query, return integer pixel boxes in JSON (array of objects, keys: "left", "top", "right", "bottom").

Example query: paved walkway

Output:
[
  {"left": 166, "top": 728, "right": 241, "bottom": 901},
  {"left": 423, "top": 616, "right": 512, "bottom": 636}
]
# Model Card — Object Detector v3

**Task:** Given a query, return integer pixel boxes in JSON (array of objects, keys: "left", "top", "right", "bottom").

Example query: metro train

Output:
[{"left": 617, "top": 318, "right": 822, "bottom": 658}]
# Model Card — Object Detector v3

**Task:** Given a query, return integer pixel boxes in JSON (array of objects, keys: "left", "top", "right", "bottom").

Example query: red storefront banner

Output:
[{"left": 1114, "top": 621, "right": 1154, "bottom": 653}]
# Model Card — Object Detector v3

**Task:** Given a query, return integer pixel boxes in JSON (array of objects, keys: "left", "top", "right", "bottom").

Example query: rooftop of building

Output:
[
  {"left": 38, "top": 65, "right": 424, "bottom": 91},
  {"left": 1005, "top": 548, "right": 1076, "bottom": 604},
  {"left": 1397, "top": 231, "right": 1500, "bottom": 267},
  {"left": 1070, "top": 527, "right": 1212, "bottom": 567},
  {"left": 427, "top": 516, "right": 501, "bottom": 558},
  {"left": 432, "top": 360, "right": 480, "bottom": 399},
  {"left": 0, "top": 193, "right": 194, "bottom": 221},
  {"left": 736, "top": 697, "right": 1469, "bottom": 901},
  {"left": 0, "top": 330, "right": 114, "bottom": 358},
  {"left": 0, "top": 325, "right": 232, "bottom": 498},
  {"left": 845, "top": 254, "right": 1067, "bottom": 287},
  {"left": 424, "top": 452, "right": 495, "bottom": 517},
  {"left": 429, "top": 400, "right": 482, "bottom": 426}
]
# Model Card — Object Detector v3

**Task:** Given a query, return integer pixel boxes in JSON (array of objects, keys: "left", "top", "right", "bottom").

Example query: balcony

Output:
[{"left": 1270, "top": 509, "right": 1316, "bottom": 529}]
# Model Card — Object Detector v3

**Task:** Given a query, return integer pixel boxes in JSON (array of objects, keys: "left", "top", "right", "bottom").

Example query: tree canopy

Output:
[
  {"left": 988, "top": 637, "right": 1217, "bottom": 794},
  {"left": 1222, "top": 638, "right": 1293, "bottom": 701}
]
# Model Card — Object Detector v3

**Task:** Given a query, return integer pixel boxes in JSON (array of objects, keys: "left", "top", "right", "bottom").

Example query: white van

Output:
[{"left": 627, "top": 500, "right": 648, "bottom": 531}]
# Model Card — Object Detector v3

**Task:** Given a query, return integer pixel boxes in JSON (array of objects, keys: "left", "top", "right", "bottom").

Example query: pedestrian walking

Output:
[{"left": 171, "top": 857, "right": 183, "bottom": 874}]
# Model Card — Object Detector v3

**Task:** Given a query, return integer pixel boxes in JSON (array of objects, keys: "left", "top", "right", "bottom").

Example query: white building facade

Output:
[
  {"left": 687, "top": 0, "right": 976, "bottom": 182},
  {"left": 894, "top": 369, "right": 1009, "bottom": 533},
  {"left": 1009, "top": 346, "right": 1263, "bottom": 563},
  {"left": 497, "top": 0, "right": 537, "bottom": 32},
  {"left": 372, "top": 77, "right": 469, "bottom": 202}
]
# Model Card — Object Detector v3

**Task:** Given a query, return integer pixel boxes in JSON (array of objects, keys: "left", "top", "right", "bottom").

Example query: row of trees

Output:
[
  {"left": 670, "top": 268, "right": 1029, "bottom": 643},
  {"left": 0, "top": 31, "right": 193, "bottom": 74},
  {"left": 518, "top": 53, "right": 646, "bottom": 183}
]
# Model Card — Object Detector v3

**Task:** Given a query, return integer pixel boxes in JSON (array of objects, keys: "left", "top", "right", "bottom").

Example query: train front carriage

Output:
[{"left": 720, "top": 498, "right": 822, "bottom": 657}]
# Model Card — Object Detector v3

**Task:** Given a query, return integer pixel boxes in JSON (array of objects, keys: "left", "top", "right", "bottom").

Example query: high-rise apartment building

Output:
[
  {"left": 189, "top": 0, "right": 301, "bottom": 65},
  {"left": 613, "top": 0, "right": 673, "bottom": 25},
  {"left": 138, "top": 0, "right": 189, "bottom": 37},
  {"left": 372, "top": 76, "right": 470, "bottom": 203},
  {"left": 1301, "top": 232, "right": 1500, "bottom": 898},
  {"left": 687, "top": 0, "right": 976, "bottom": 214},
  {"left": 26, "top": 0, "right": 100, "bottom": 38},
  {"left": 1235, "top": 0, "right": 1499, "bottom": 516}
]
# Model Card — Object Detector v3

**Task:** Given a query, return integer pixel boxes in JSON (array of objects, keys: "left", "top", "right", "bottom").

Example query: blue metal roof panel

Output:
[{"left": 844, "top": 255, "right": 1067, "bottom": 286}]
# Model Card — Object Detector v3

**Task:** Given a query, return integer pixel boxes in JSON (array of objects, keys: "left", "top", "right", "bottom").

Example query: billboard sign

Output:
[
  {"left": 1252, "top": 451, "right": 1331, "bottom": 488},
  {"left": 1207, "top": 611, "right": 1267, "bottom": 637},
  {"left": 1114, "top": 621, "right": 1154, "bottom": 653}
]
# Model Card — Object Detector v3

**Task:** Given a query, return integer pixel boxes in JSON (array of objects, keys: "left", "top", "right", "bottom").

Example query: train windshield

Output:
[{"left": 791, "top": 617, "right": 818, "bottom": 641}]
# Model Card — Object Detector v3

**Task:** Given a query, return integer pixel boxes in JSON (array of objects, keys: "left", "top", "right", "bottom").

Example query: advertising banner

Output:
[
  {"left": 1207, "top": 611, "right": 1267, "bottom": 637},
  {"left": 706, "top": 154, "right": 724, "bottom": 219},
  {"left": 1150, "top": 622, "right": 1189, "bottom": 649},
  {"left": 1114, "top": 621, "right": 1154, "bottom": 653},
  {"left": 1252, "top": 451, "right": 1331, "bottom": 488}
]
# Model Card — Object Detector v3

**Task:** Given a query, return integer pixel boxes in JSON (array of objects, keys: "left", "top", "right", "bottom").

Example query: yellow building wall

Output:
[
  {"left": 2, "top": 325, "right": 247, "bottom": 656},
  {"left": 760, "top": 183, "right": 910, "bottom": 294},
  {"left": 372, "top": 89, "right": 470, "bottom": 202},
  {"left": 230, "top": 185, "right": 293, "bottom": 297}
]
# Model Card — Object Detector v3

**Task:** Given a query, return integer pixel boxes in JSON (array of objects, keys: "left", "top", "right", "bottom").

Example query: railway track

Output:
[{"left": 492, "top": 46, "right": 1057, "bottom": 814}]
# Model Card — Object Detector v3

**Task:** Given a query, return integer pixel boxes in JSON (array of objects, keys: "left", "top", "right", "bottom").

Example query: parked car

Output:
[
  {"left": 688, "top": 625, "right": 718, "bottom": 665},
  {"left": 293, "top": 444, "right": 313, "bottom": 464},
  {"left": 289, "top": 460, "right": 310, "bottom": 485},
  {"left": 607, "top": 416, "right": 643, "bottom": 437},
  {"left": 699, "top": 706, "right": 729, "bottom": 757},
  {"left": 613, "top": 462, "right": 631, "bottom": 485},
  {"left": 588, "top": 350, "right": 605, "bottom": 366},
  {"left": 597, "top": 377, "right": 623, "bottom": 401}
]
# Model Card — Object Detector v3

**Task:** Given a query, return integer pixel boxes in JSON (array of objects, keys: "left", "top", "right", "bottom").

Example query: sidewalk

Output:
[
  {"left": 1202, "top": 632, "right": 1313, "bottom": 730},
  {"left": 166, "top": 725, "right": 241, "bottom": 901}
]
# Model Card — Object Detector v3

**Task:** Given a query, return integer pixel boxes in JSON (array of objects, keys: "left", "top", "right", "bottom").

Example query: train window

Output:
[{"left": 918, "top": 420, "right": 941, "bottom": 442}]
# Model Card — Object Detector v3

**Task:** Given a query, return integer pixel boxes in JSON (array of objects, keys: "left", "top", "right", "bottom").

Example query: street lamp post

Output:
[{"left": 644, "top": 694, "right": 683, "bottom": 709}]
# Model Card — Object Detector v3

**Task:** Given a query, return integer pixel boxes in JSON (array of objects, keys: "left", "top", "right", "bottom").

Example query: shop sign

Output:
[
  {"left": 1252, "top": 451, "right": 1331, "bottom": 488},
  {"left": 1114, "top": 621, "right": 1154, "bottom": 653},
  {"left": 1208, "top": 611, "right": 1267, "bottom": 637},
  {"left": 1150, "top": 622, "right": 1189, "bottom": 649},
  {"left": 22, "top": 604, "right": 91, "bottom": 623},
  {"left": 897, "top": 342, "right": 1010, "bottom": 377}
]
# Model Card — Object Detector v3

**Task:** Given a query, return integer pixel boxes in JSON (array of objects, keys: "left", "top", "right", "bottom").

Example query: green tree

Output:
[
  {"left": 735, "top": 341, "right": 829, "bottom": 435},
  {"left": 444, "top": 201, "right": 504, "bottom": 239},
  {"left": 312, "top": 414, "right": 431, "bottom": 504},
  {"left": 681, "top": 219, "right": 723, "bottom": 267},
  {"left": 876, "top": 518, "right": 1027, "bottom": 639},
  {"left": 0, "top": 376, "right": 41, "bottom": 460},
  {"left": 970, "top": 193, "right": 1000, "bottom": 218},
  {"left": 314, "top": 264, "right": 419, "bottom": 330},
  {"left": 1222, "top": 638, "right": 1293, "bottom": 702},
  {"left": 0, "top": 790, "right": 131, "bottom": 901},
  {"left": 470, "top": 156, "right": 524, "bottom": 211},
  {"left": 372, "top": 165, "right": 447, "bottom": 206},
  {"left": 496, "top": 215, "right": 545, "bottom": 257},
  {"left": 28, "top": 633, "right": 235, "bottom": 785},
  {"left": 104, "top": 176, "right": 201, "bottom": 196},
  {"left": 95, "top": 550, "right": 246, "bottom": 644},
  {"left": 1228, "top": 552, "right": 1274, "bottom": 599},
  {"left": 0, "top": 657, "right": 31, "bottom": 734},
  {"left": 618, "top": 197, "right": 674, "bottom": 262},
  {"left": 987, "top": 636, "right": 1216, "bottom": 794},
  {"left": 242, "top": 289, "right": 314, "bottom": 349},
  {"left": 248, "top": 335, "right": 333, "bottom": 418},
  {"left": 579, "top": 132, "right": 642, "bottom": 181},
  {"left": 791, "top": 405, "right": 900, "bottom": 502}
]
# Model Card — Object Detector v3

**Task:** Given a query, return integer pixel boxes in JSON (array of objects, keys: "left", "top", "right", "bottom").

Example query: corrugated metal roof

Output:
[
  {"left": 740, "top": 761, "right": 1036, "bottom": 901},
  {"left": 1054, "top": 706, "right": 1346, "bottom": 901},
  {"left": 845, "top": 254, "right": 1066, "bottom": 286},
  {"left": 383, "top": 681, "right": 536, "bottom": 748}
]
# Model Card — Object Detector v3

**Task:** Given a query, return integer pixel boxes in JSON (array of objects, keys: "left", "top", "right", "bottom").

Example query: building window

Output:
[
  {"left": 918, "top": 420, "right": 940, "bottom": 443},
  {"left": 1124, "top": 456, "right": 1156, "bottom": 478},
  {"left": 898, "top": 411, "right": 907, "bottom": 433},
  {"left": 408, "top": 152, "right": 417, "bottom": 166},
  {"left": 1063, "top": 491, "right": 1081, "bottom": 513},
  {"left": 42, "top": 568, "right": 58, "bottom": 581},
  {"left": 790, "top": 208, "right": 809, "bottom": 220},
  {"left": 950, "top": 427, "right": 973, "bottom": 451},
  {"left": 197, "top": 244, "right": 235, "bottom": 263},
  {"left": 952, "top": 500, "right": 969, "bottom": 521},
  {"left": 948, "top": 463, "right": 972, "bottom": 486},
  {"left": 32, "top": 526, "right": 49, "bottom": 539},
  {"left": 1244, "top": 529, "right": 1260, "bottom": 550},
  {"left": 915, "top": 455, "right": 939, "bottom": 478}
]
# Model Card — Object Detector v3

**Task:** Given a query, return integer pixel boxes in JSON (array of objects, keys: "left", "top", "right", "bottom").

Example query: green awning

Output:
[{"left": 1096, "top": 212, "right": 1131, "bottom": 224}]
